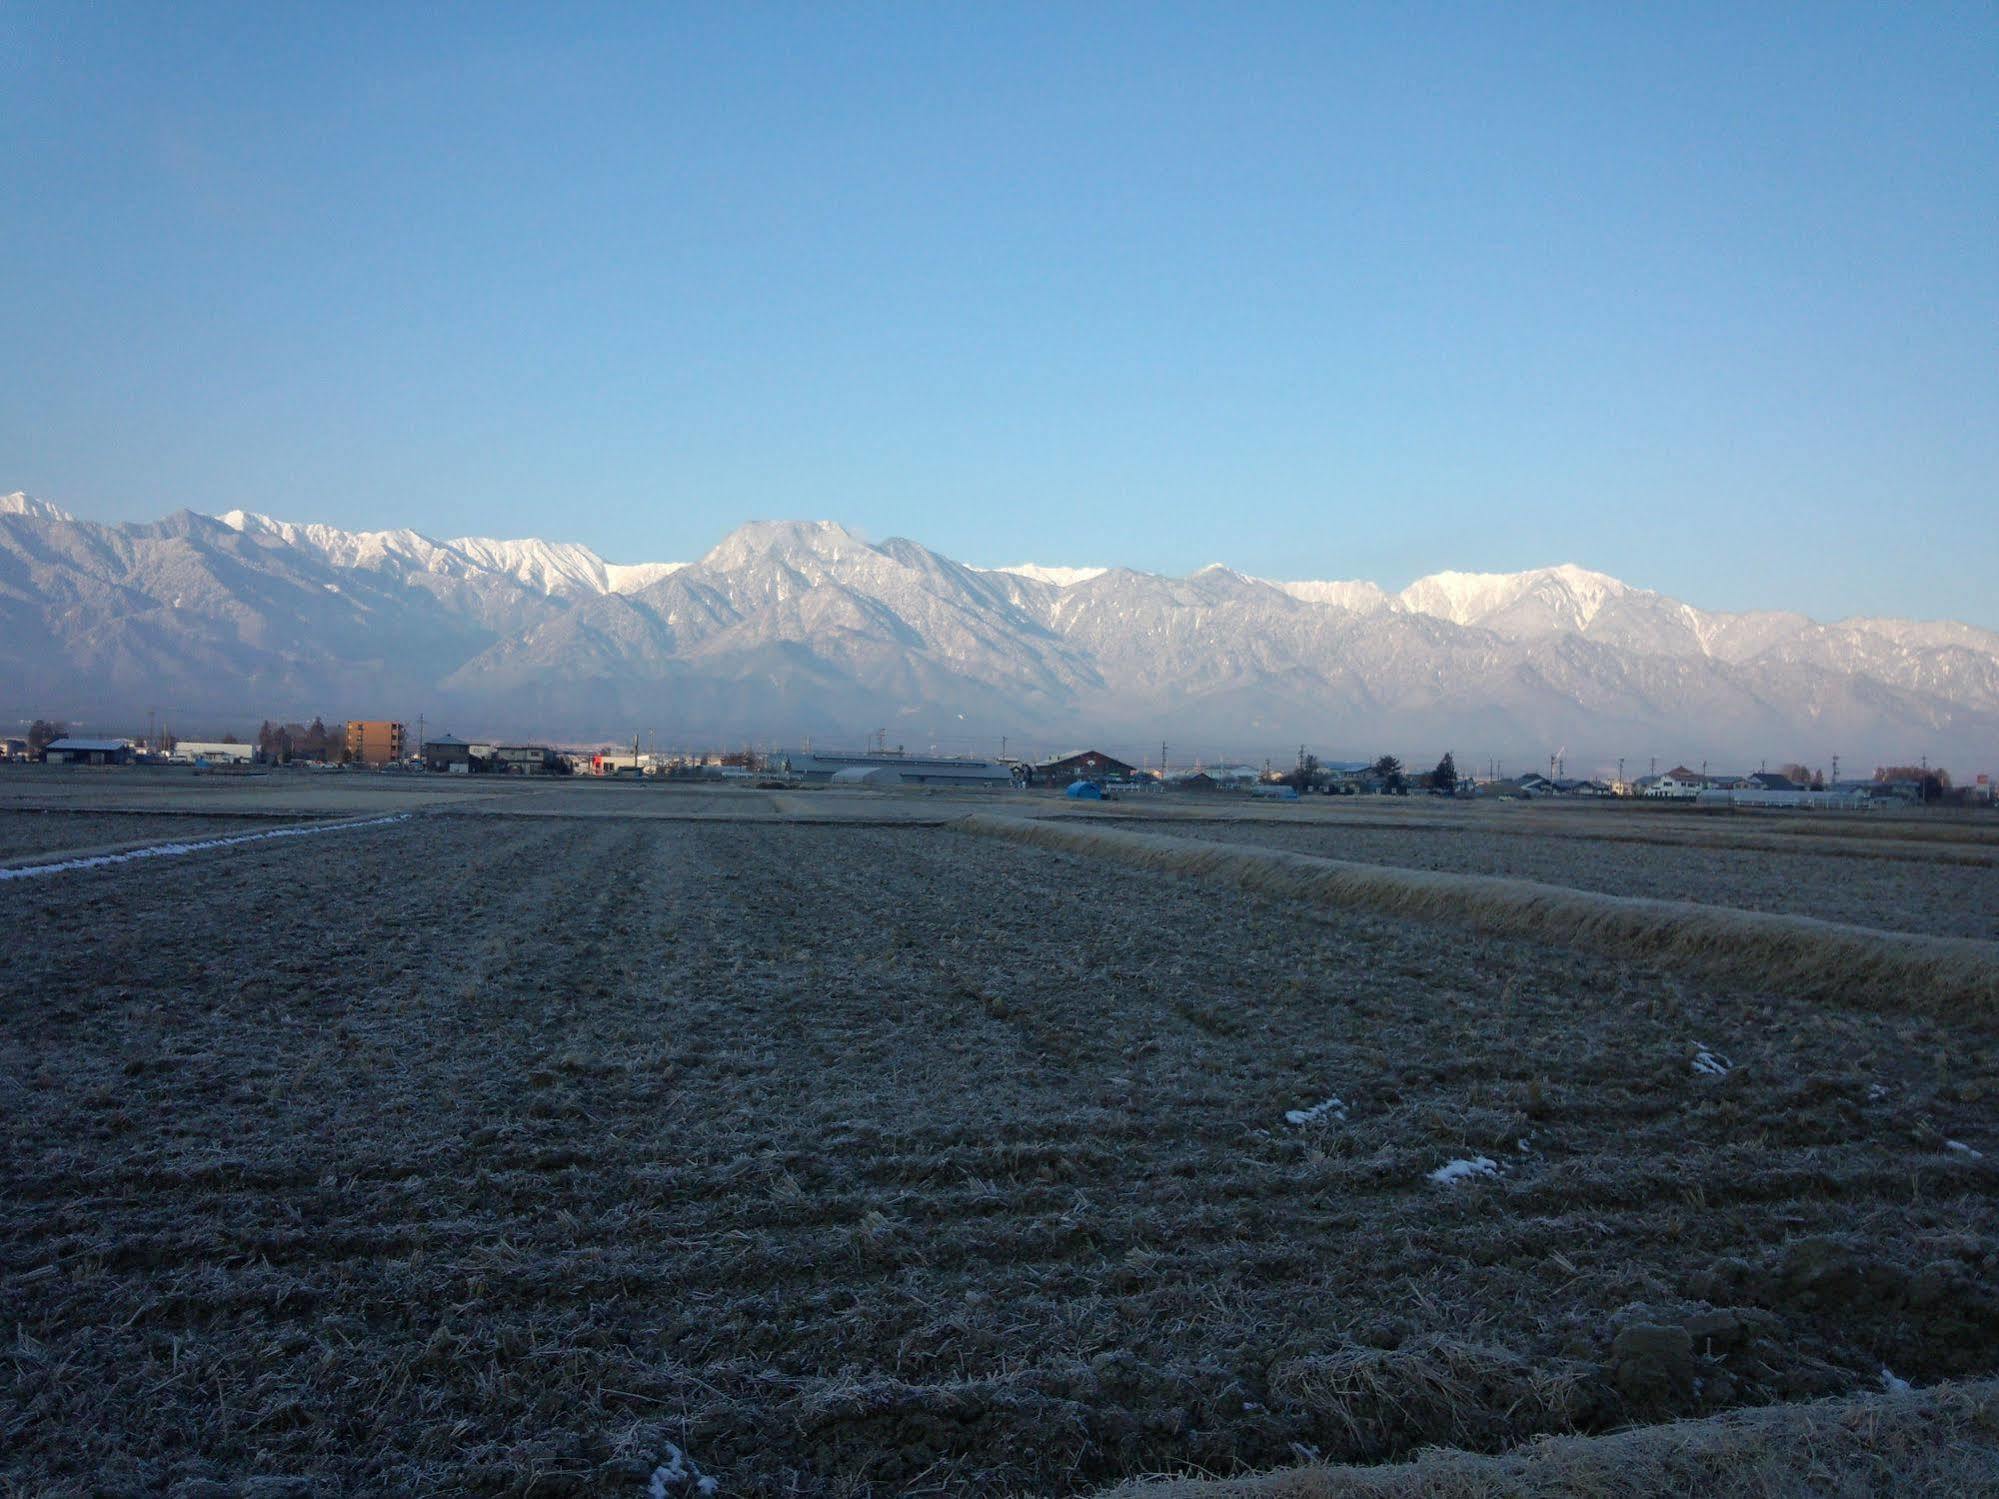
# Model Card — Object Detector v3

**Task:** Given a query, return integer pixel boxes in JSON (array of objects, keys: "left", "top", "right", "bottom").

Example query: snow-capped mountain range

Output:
[
  {"left": 214, "top": 509, "right": 686, "bottom": 599},
  {"left": 4, "top": 490, "right": 1996, "bottom": 768}
]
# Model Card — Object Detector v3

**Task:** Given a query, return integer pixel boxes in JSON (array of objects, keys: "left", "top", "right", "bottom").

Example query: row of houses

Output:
[
  {"left": 1630, "top": 767, "right": 1924, "bottom": 805},
  {"left": 419, "top": 735, "right": 564, "bottom": 775},
  {"left": 1475, "top": 767, "right": 1977, "bottom": 807},
  {"left": 8, "top": 719, "right": 405, "bottom": 769},
  {"left": 14, "top": 726, "right": 1991, "bottom": 807},
  {"left": 1635, "top": 768, "right": 1805, "bottom": 798}
]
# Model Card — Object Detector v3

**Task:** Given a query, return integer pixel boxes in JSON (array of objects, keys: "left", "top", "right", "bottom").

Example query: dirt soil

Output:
[
  {"left": 1163, "top": 818, "right": 1999, "bottom": 942},
  {"left": 3, "top": 816, "right": 1997, "bottom": 1496}
]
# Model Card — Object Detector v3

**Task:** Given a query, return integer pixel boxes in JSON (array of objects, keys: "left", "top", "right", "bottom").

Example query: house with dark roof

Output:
[
  {"left": 422, "top": 734, "right": 472, "bottom": 773},
  {"left": 1031, "top": 750, "right": 1138, "bottom": 786},
  {"left": 487, "top": 744, "right": 563, "bottom": 775}
]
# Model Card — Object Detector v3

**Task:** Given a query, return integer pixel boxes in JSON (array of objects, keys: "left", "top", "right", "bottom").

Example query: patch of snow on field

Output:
[
  {"left": 0, "top": 814, "right": 410, "bottom": 881},
  {"left": 1285, "top": 1097, "right": 1346, "bottom": 1126},
  {"left": 646, "top": 1444, "right": 718, "bottom": 1496},
  {"left": 1428, "top": 1156, "right": 1498, "bottom": 1187},
  {"left": 1868, "top": 1083, "right": 1890, "bottom": 1101},
  {"left": 1881, "top": 1366, "right": 1913, "bottom": 1394},
  {"left": 1945, "top": 1140, "right": 1983, "bottom": 1159},
  {"left": 1691, "top": 1045, "right": 1733, "bottom": 1077}
]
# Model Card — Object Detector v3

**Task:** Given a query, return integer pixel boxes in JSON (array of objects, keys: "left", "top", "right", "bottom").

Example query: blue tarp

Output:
[{"left": 1064, "top": 780, "right": 1104, "bottom": 799}]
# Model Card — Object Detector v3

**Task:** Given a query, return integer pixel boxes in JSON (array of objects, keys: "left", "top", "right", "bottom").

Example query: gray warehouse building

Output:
[{"left": 767, "top": 750, "right": 1013, "bottom": 787}]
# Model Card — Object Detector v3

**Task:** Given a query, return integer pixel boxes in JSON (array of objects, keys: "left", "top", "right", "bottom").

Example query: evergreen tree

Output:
[{"left": 1431, "top": 751, "right": 1458, "bottom": 795}]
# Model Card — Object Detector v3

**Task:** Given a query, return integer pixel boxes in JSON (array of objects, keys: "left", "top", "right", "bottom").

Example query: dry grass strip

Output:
[
  {"left": 955, "top": 814, "right": 1999, "bottom": 1018},
  {"left": 1094, "top": 1377, "right": 1999, "bottom": 1497},
  {"left": 1107, "top": 805, "right": 1999, "bottom": 867}
]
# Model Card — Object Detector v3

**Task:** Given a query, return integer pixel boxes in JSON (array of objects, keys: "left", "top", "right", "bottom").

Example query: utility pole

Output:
[
  {"left": 1161, "top": 740, "right": 1168, "bottom": 774},
  {"left": 417, "top": 714, "right": 426, "bottom": 759},
  {"left": 1832, "top": 754, "right": 1840, "bottom": 785},
  {"left": 1617, "top": 757, "right": 1625, "bottom": 786}
]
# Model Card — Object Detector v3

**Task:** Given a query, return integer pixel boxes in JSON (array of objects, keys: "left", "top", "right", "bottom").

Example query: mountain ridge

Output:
[{"left": 3, "top": 493, "right": 1995, "bottom": 769}]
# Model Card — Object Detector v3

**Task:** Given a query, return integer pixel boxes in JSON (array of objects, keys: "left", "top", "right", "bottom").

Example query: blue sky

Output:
[{"left": 4, "top": 5, "right": 1994, "bottom": 622}]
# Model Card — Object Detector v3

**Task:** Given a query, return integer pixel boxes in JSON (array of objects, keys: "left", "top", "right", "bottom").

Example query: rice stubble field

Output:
[{"left": 3, "top": 790, "right": 1998, "bottom": 1495}]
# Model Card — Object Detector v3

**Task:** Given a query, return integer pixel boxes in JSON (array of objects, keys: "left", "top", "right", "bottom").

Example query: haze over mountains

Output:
[{"left": 4, "top": 491, "right": 1996, "bottom": 771}]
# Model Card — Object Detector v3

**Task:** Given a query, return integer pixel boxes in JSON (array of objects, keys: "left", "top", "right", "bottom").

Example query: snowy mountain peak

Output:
[
  {"left": 987, "top": 563, "right": 1109, "bottom": 588},
  {"left": 1396, "top": 564, "right": 1632, "bottom": 629},
  {"left": 446, "top": 535, "right": 684, "bottom": 596},
  {"left": 699, "top": 519, "right": 870, "bottom": 573},
  {"left": 1275, "top": 578, "right": 1396, "bottom": 613},
  {"left": 1, "top": 491, "right": 76, "bottom": 522}
]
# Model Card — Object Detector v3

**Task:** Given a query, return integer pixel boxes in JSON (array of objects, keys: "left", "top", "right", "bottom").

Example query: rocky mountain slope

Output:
[{"left": 3, "top": 492, "right": 1994, "bottom": 767}]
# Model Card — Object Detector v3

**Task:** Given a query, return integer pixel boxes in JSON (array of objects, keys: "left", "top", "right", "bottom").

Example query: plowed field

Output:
[{"left": 4, "top": 813, "right": 1996, "bottom": 1495}]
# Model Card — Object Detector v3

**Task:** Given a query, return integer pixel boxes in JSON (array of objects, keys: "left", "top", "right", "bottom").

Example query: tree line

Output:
[
  {"left": 257, "top": 718, "right": 346, "bottom": 763},
  {"left": 1276, "top": 751, "right": 1457, "bottom": 795}
]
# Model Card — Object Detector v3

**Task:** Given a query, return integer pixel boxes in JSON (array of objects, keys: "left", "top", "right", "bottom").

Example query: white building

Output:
[
  {"left": 170, "top": 741, "right": 255, "bottom": 764},
  {"left": 1644, "top": 768, "right": 1706, "bottom": 799}
]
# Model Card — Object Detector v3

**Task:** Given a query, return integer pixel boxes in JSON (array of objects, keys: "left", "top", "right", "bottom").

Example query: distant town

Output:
[{"left": 8, "top": 715, "right": 1990, "bottom": 809}]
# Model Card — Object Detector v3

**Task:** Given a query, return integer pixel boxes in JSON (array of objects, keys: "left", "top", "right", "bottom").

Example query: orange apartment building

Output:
[{"left": 344, "top": 720, "right": 407, "bottom": 766}]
